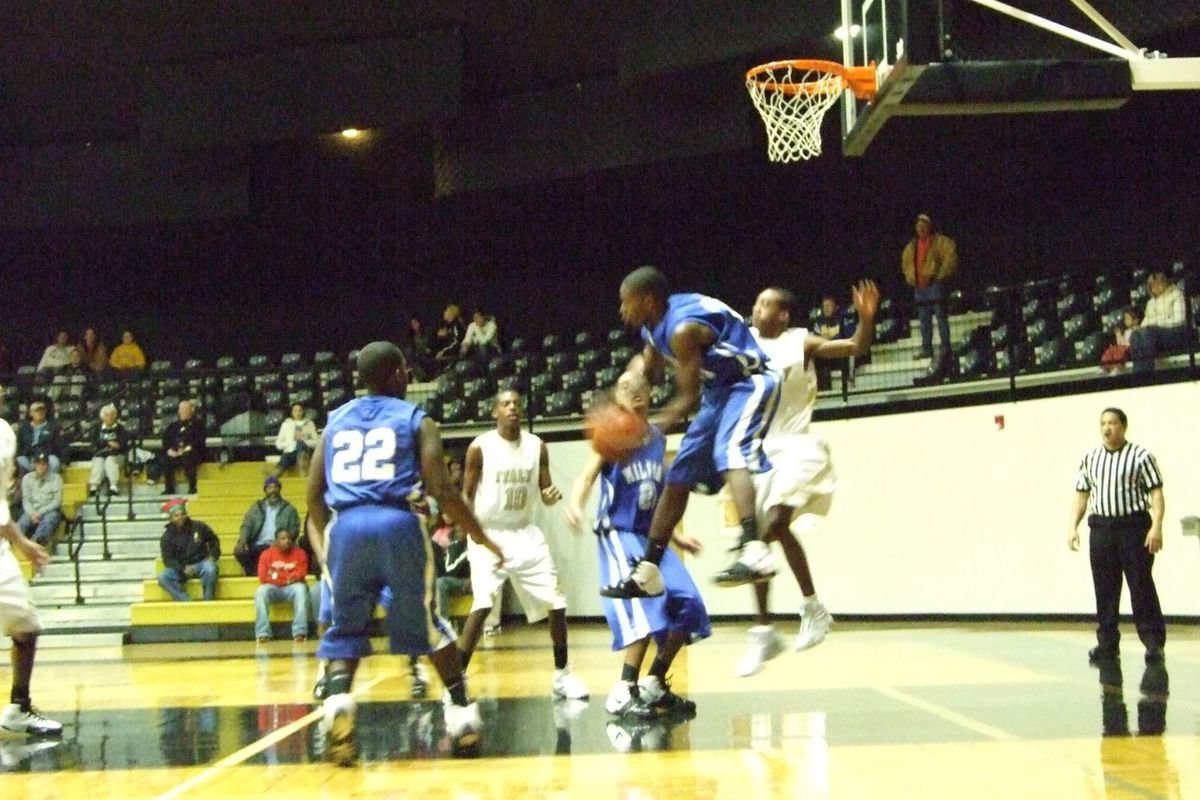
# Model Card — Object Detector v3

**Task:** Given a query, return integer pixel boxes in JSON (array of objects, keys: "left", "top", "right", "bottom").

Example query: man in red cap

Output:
[{"left": 156, "top": 499, "right": 221, "bottom": 601}]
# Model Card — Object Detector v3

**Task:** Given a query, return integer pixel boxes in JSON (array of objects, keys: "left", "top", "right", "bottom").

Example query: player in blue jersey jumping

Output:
[
  {"left": 306, "top": 341, "right": 503, "bottom": 765},
  {"left": 601, "top": 266, "right": 780, "bottom": 599},
  {"left": 566, "top": 371, "right": 710, "bottom": 722}
]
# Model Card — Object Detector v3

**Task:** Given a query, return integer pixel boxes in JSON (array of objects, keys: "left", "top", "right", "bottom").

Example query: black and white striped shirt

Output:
[{"left": 1075, "top": 442, "right": 1163, "bottom": 518}]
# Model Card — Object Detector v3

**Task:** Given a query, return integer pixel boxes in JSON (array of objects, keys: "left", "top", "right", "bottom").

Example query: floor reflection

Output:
[{"left": 1096, "top": 658, "right": 1179, "bottom": 799}]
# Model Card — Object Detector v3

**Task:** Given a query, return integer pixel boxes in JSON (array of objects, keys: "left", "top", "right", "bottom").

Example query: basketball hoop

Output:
[{"left": 746, "top": 60, "right": 878, "bottom": 162}]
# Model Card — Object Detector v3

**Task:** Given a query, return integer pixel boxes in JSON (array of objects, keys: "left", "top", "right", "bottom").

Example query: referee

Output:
[{"left": 1069, "top": 407, "right": 1166, "bottom": 665}]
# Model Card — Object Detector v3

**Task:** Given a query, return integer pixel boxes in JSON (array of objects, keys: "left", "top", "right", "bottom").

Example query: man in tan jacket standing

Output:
[{"left": 901, "top": 213, "right": 958, "bottom": 367}]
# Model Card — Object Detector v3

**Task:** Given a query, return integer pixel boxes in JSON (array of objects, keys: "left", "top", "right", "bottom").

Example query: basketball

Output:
[{"left": 585, "top": 403, "right": 648, "bottom": 463}]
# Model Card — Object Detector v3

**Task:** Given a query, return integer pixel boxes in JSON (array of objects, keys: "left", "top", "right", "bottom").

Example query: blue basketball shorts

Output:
[
  {"left": 596, "top": 528, "right": 710, "bottom": 651},
  {"left": 666, "top": 370, "right": 780, "bottom": 488},
  {"left": 315, "top": 506, "right": 450, "bottom": 661}
]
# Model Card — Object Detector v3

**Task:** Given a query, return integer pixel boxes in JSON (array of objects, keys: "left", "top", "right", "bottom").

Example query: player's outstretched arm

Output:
[
  {"left": 422, "top": 420, "right": 502, "bottom": 563},
  {"left": 809, "top": 280, "right": 881, "bottom": 361},
  {"left": 565, "top": 451, "right": 604, "bottom": 530},
  {"left": 305, "top": 433, "right": 330, "bottom": 568},
  {"left": 0, "top": 520, "right": 49, "bottom": 573},
  {"left": 628, "top": 344, "right": 663, "bottom": 385},
  {"left": 538, "top": 441, "right": 562, "bottom": 505}
]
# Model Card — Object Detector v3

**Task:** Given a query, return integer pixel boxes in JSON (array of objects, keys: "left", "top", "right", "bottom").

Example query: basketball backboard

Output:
[{"left": 837, "top": 0, "right": 1200, "bottom": 157}]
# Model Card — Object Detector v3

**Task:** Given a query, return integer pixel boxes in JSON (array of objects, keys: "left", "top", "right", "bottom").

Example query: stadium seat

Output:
[
  {"left": 1033, "top": 337, "right": 1070, "bottom": 369},
  {"left": 1091, "top": 285, "right": 1119, "bottom": 314},
  {"left": 452, "top": 359, "right": 483, "bottom": 380},
  {"left": 544, "top": 390, "right": 578, "bottom": 417},
  {"left": 994, "top": 342, "right": 1030, "bottom": 373},
  {"left": 215, "top": 355, "right": 237, "bottom": 370},
  {"left": 1055, "top": 292, "right": 1090, "bottom": 320},
  {"left": 1020, "top": 280, "right": 1055, "bottom": 302},
  {"left": 561, "top": 369, "right": 592, "bottom": 394},
  {"left": 575, "top": 348, "right": 604, "bottom": 372},
  {"left": 222, "top": 374, "right": 249, "bottom": 393},
  {"left": 322, "top": 387, "right": 348, "bottom": 410},
  {"left": 496, "top": 374, "right": 528, "bottom": 394},
  {"left": 486, "top": 354, "right": 515, "bottom": 380},
  {"left": 280, "top": 353, "right": 303, "bottom": 370},
  {"left": 262, "top": 390, "right": 286, "bottom": 410},
  {"left": 508, "top": 337, "right": 529, "bottom": 354},
  {"left": 290, "top": 387, "right": 315, "bottom": 408},
  {"left": 955, "top": 326, "right": 990, "bottom": 357},
  {"left": 1130, "top": 267, "right": 1149, "bottom": 286},
  {"left": 990, "top": 323, "right": 1016, "bottom": 351},
  {"left": 247, "top": 354, "right": 271, "bottom": 369},
  {"left": 473, "top": 397, "right": 494, "bottom": 422},
  {"left": 573, "top": 331, "right": 596, "bottom": 349},
  {"left": 529, "top": 372, "right": 556, "bottom": 398},
  {"left": 263, "top": 410, "right": 284, "bottom": 434},
  {"left": 1073, "top": 332, "right": 1109, "bottom": 364},
  {"left": 1062, "top": 312, "right": 1098, "bottom": 341},
  {"left": 544, "top": 352, "right": 573, "bottom": 377},
  {"left": 594, "top": 364, "right": 622, "bottom": 389},
  {"left": 347, "top": 349, "right": 360, "bottom": 366},
  {"left": 512, "top": 354, "right": 540, "bottom": 377},
  {"left": 1099, "top": 307, "right": 1124, "bottom": 332},
  {"left": 1025, "top": 316, "right": 1057, "bottom": 347},
  {"left": 287, "top": 370, "right": 316, "bottom": 392},
  {"left": 1130, "top": 284, "right": 1150, "bottom": 307},
  {"left": 1021, "top": 296, "right": 1053, "bottom": 323},
  {"left": 313, "top": 351, "right": 336, "bottom": 367},
  {"left": 873, "top": 317, "right": 901, "bottom": 344},
  {"left": 459, "top": 377, "right": 491, "bottom": 404},
  {"left": 441, "top": 399, "right": 469, "bottom": 424},
  {"left": 606, "top": 328, "right": 630, "bottom": 346},
  {"left": 254, "top": 372, "right": 284, "bottom": 392},
  {"left": 150, "top": 360, "right": 172, "bottom": 373},
  {"left": 650, "top": 384, "right": 672, "bottom": 409},
  {"left": 541, "top": 334, "right": 563, "bottom": 353},
  {"left": 956, "top": 349, "right": 989, "bottom": 378},
  {"left": 608, "top": 345, "right": 635, "bottom": 368}
]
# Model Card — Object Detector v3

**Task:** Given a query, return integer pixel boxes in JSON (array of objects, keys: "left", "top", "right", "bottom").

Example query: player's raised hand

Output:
[
  {"left": 541, "top": 485, "right": 562, "bottom": 505},
  {"left": 851, "top": 280, "right": 881, "bottom": 320}
]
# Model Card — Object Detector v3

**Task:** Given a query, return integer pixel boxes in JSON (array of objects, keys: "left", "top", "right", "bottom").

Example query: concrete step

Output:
[
  {"left": 0, "top": 631, "right": 125, "bottom": 649},
  {"left": 31, "top": 579, "right": 144, "bottom": 605},
  {"left": 27, "top": 556, "right": 154, "bottom": 581},
  {"left": 77, "top": 539, "right": 160, "bottom": 559},
  {"left": 34, "top": 603, "right": 132, "bottom": 626}
]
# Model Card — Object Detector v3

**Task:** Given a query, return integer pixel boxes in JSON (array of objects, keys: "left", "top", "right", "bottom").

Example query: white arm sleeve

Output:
[{"left": 0, "top": 420, "right": 15, "bottom": 526}]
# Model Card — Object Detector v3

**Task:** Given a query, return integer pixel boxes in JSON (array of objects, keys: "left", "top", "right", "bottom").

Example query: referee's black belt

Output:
[{"left": 1088, "top": 511, "right": 1150, "bottom": 528}]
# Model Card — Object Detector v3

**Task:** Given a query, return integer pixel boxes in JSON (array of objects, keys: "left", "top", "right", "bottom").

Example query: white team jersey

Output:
[
  {"left": 472, "top": 429, "right": 543, "bottom": 529},
  {"left": 0, "top": 418, "right": 14, "bottom": 527},
  {"left": 754, "top": 327, "right": 816, "bottom": 437}
]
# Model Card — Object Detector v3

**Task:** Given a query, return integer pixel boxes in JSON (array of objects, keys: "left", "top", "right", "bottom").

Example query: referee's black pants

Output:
[{"left": 1088, "top": 513, "right": 1165, "bottom": 653}]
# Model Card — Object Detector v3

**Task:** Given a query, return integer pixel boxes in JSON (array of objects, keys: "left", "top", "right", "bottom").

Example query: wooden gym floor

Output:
[{"left": 0, "top": 620, "right": 1197, "bottom": 799}]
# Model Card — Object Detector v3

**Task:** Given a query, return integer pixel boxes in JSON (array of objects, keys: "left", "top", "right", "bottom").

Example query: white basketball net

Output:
[{"left": 746, "top": 65, "right": 845, "bottom": 162}]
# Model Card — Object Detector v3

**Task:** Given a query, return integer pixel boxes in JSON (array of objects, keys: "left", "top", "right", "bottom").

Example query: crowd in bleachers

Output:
[{"left": 1, "top": 260, "right": 1197, "bottom": 488}]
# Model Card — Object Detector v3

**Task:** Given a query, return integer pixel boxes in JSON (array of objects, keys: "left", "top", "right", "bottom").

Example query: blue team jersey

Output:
[
  {"left": 322, "top": 395, "right": 425, "bottom": 512},
  {"left": 595, "top": 426, "right": 665, "bottom": 536},
  {"left": 642, "top": 293, "right": 771, "bottom": 387}
]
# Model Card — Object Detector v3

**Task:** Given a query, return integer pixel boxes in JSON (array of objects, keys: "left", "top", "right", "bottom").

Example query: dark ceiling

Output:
[{"left": 1, "top": 1, "right": 1198, "bottom": 224}]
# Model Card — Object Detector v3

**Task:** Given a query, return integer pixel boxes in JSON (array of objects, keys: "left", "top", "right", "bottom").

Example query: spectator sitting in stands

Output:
[
  {"left": 88, "top": 403, "right": 129, "bottom": 497},
  {"left": 1130, "top": 271, "right": 1190, "bottom": 373},
  {"left": 36, "top": 331, "right": 73, "bottom": 373},
  {"left": 108, "top": 330, "right": 147, "bottom": 374},
  {"left": 401, "top": 316, "right": 436, "bottom": 382},
  {"left": 159, "top": 399, "right": 204, "bottom": 495},
  {"left": 274, "top": 403, "right": 318, "bottom": 477},
  {"left": 17, "top": 453, "right": 63, "bottom": 548},
  {"left": 813, "top": 294, "right": 859, "bottom": 391},
  {"left": 80, "top": 328, "right": 109, "bottom": 375},
  {"left": 460, "top": 308, "right": 501, "bottom": 361},
  {"left": 157, "top": 499, "right": 220, "bottom": 602},
  {"left": 235, "top": 475, "right": 301, "bottom": 577},
  {"left": 51, "top": 347, "right": 94, "bottom": 401},
  {"left": 254, "top": 527, "right": 311, "bottom": 643},
  {"left": 433, "top": 303, "right": 466, "bottom": 369},
  {"left": 1101, "top": 308, "right": 1140, "bottom": 374},
  {"left": 16, "top": 401, "right": 64, "bottom": 474}
]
